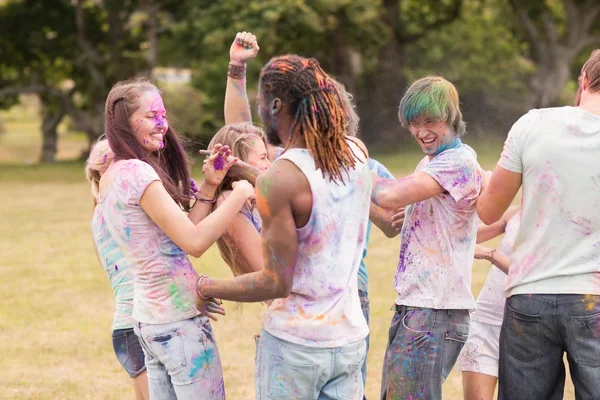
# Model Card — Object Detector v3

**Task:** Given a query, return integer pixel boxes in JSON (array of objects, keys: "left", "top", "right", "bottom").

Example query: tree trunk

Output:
[
  {"left": 528, "top": 50, "right": 574, "bottom": 108},
  {"left": 39, "top": 94, "right": 65, "bottom": 164}
]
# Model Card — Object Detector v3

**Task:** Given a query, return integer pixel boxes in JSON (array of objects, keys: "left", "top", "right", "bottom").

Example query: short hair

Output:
[
  {"left": 398, "top": 76, "right": 466, "bottom": 137},
  {"left": 580, "top": 49, "right": 600, "bottom": 94}
]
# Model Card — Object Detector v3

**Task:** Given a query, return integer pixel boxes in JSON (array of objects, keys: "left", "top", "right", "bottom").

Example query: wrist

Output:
[
  {"left": 229, "top": 59, "right": 246, "bottom": 67},
  {"left": 199, "top": 182, "right": 217, "bottom": 197}
]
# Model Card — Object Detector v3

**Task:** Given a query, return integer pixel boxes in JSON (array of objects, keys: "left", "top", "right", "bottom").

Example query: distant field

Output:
[{"left": 0, "top": 119, "right": 575, "bottom": 399}]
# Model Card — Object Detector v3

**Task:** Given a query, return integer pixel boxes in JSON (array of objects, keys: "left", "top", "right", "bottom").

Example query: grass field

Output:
[{"left": 0, "top": 121, "right": 575, "bottom": 399}]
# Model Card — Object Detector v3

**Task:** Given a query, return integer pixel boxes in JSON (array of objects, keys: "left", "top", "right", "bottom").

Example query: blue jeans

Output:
[
  {"left": 134, "top": 315, "right": 225, "bottom": 400},
  {"left": 381, "top": 305, "right": 470, "bottom": 400},
  {"left": 498, "top": 294, "right": 600, "bottom": 400},
  {"left": 112, "top": 327, "right": 147, "bottom": 378},
  {"left": 358, "top": 289, "right": 370, "bottom": 400},
  {"left": 255, "top": 330, "right": 366, "bottom": 400}
]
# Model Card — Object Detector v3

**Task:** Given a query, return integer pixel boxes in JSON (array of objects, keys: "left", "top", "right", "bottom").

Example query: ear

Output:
[
  {"left": 582, "top": 72, "right": 589, "bottom": 91},
  {"left": 270, "top": 98, "right": 282, "bottom": 116}
]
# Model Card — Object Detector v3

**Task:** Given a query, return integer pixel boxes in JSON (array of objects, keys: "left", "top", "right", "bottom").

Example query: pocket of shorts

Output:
[
  {"left": 336, "top": 357, "right": 365, "bottom": 400},
  {"left": 267, "top": 355, "right": 318, "bottom": 400},
  {"left": 505, "top": 304, "right": 543, "bottom": 362},
  {"left": 567, "top": 311, "right": 600, "bottom": 367},
  {"left": 146, "top": 328, "right": 186, "bottom": 372}
]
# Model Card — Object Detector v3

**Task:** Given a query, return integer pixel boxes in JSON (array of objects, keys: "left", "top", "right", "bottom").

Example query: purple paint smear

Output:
[{"left": 213, "top": 154, "right": 225, "bottom": 171}]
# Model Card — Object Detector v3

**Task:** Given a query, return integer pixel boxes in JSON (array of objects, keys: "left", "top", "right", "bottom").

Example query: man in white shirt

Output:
[
  {"left": 477, "top": 49, "right": 600, "bottom": 400},
  {"left": 372, "top": 76, "right": 482, "bottom": 399}
]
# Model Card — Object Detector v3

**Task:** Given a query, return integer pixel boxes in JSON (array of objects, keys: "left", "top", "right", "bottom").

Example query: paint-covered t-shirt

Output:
[
  {"left": 499, "top": 107, "right": 600, "bottom": 297},
  {"left": 262, "top": 140, "right": 371, "bottom": 347},
  {"left": 395, "top": 144, "right": 482, "bottom": 310},
  {"left": 92, "top": 205, "right": 134, "bottom": 331},
  {"left": 99, "top": 159, "right": 200, "bottom": 324},
  {"left": 471, "top": 211, "right": 520, "bottom": 326},
  {"left": 358, "top": 159, "right": 394, "bottom": 293}
]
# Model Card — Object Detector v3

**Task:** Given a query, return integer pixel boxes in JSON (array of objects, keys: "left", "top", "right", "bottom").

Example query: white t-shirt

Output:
[
  {"left": 99, "top": 160, "right": 201, "bottom": 324},
  {"left": 499, "top": 107, "right": 600, "bottom": 297},
  {"left": 394, "top": 144, "right": 482, "bottom": 310},
  {"left": 471, "top": 212, "right": 520, "bottom": 326},
  {"left": 262, "top": 140, "right": 371, "bottom": 348}
]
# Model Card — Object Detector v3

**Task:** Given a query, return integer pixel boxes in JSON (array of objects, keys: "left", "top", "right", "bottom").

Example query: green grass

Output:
[{"left": 0, "top": 123, "right": 575, "bottom": 399}]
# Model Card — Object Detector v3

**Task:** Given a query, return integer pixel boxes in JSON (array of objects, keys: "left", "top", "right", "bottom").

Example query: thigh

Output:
[
  {"left": 498, "top": 296, "right": 564, "bottom": 400},
  {"left": 562, "top": 295, "right": 600, "bottom": 399},
  {"left": 255, "top": 330, "right": 321, "bottom": 400},
  {"left": 441, "top": 310, "right": 470, "bottom": 381},
  {"left": 382, "top": 308, "right": 439, "bottom": 400},
  {"left": 462, "top": 371, "right": 497, "bottom": 400},
  {"left": 319, "top": 339, "right": 366, "bottom": 400},
  {"left": 134, "top": 323, "right": 177, "bottom": 400}
]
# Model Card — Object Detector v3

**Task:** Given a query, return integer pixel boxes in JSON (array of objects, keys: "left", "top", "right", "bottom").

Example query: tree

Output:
[{"left": 508, "top": 0, "right": 600, "bottom": 108}]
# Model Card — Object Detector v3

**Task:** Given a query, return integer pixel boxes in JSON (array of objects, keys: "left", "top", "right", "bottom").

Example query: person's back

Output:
[
  {"left": 262, "top": 139, "right": 371, "bottom": 346},
  {"left": 500, "top": 106, "right": 600, "bottom": 295},
  {"left": 477, "top": 49, "right": 600, "bottom": 400}
]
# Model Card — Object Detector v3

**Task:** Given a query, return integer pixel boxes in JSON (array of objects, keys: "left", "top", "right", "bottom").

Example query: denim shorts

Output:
[{"left": 112, "top": 328, "right": 147, "bottom": 378}]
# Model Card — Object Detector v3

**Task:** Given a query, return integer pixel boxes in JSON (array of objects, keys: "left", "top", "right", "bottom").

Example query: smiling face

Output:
[
  {"left": 245, "top": 138, "right": 271, "bottom": 171},
  {"left": 408, "top": 116, "right": 457, "bottom": 157},
  {"left": 128, "top": 90, "right": 168, "bottom": 153}
]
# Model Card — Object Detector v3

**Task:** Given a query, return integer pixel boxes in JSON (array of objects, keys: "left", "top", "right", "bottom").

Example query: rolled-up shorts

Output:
[
  {"left": 459, "top": 319, "right": 501, "bottom": 377},
  {"left": 112, "top": 328, "right": 147, "bottom": 378}
]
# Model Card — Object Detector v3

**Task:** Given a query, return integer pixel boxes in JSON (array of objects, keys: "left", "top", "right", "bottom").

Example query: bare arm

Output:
[
  {"left": 477, "top": 166, "right": 522, "bottom": 225},
  {"left": 224, "top": 32, "right": 259, "bottom": 124},
  {"left": 140, "top": 180, "right": 254, "bottom": 258},
  {"left": 199, "top": 150, "right": 262, "bottom": 186},
  {"left": 372, "top": 171, "right": 445, "bottom": 210},
  {"left": 474, "top": 245, "right": 510, "bottom": 275},
  {"left": 198, "top": 162, "right": 300, "bottom": 303},
  {"left": 476, "top": 205, "right": 521, "bottom": 243},
  {"left": 369, "top": 203, "right": 400, "bottom": 238}
]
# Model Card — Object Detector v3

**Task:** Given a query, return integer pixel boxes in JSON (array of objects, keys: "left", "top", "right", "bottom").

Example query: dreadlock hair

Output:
[
  {"left": 104, "top": 78, "right": 192, "bottom": 211},
  {"left": 259, "top": 55, "right": 359, "bottom": 184}
]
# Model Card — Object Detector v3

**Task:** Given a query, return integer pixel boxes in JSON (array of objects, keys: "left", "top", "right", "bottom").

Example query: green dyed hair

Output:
[{"left": 398, "top": 76, "right": 466, "bottom": 137}]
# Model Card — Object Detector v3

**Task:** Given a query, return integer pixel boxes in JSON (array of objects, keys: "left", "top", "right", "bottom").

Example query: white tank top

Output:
[
  {"left": 261, "top": 141, "right": 371, "bottom": 347},
  {"left": 471, "top": 211, "right": 521, "bottom": 326}
]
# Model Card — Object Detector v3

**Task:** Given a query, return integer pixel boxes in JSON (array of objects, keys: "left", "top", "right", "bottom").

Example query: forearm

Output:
[
  {"left": 372, "top": 175, "right": 418, "bottom": 210},
  {"left": 201, "top": 270, "right": 282, "bottom": 302},
  {"left": 224, "top": 62, "right": 251, "bottom": 124},
  {"left": 228, "top": 161, "right": 262, "bottom": 186},
  {"left": 190, "top": 191, "right": 248, "bottom": 256},
  {"left": 483, "top": 249, "right": 510, "bottom": 275},
  {"left": 188, "top": 182, "right": 217, "bottom": 224},
  {"left": 369, "top": 203, "right": 398, "bottom": 238}
]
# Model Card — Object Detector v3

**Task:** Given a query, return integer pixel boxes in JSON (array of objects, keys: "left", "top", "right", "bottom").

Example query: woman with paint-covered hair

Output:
[
  {"left": 97, "top": 77, "right": 255, "bottom": 399},
  {"left": 86, "top": 138, "right": 149, "bottom": 400}
]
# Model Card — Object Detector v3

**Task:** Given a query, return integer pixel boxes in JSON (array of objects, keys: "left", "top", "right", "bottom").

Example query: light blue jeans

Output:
[
  {"left": 255, "top": 330, "right": 366, "bottom": 400},
  {"left": 358, "top": 289, "right": 370, "bottom": 400},
  {"left": 134, "top": 315, "right": 225, "bottom": 400}
]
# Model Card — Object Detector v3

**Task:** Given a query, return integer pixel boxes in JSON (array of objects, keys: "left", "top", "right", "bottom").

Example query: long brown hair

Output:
[
  {"left": 259, "top": 55, "right": 358, "bottom": 184},
  {"left": 208, "top": 122, "right": 266, "bottom": 277},
  {"left": 104, "top": 78, "right": 192, "bottom": 211}
]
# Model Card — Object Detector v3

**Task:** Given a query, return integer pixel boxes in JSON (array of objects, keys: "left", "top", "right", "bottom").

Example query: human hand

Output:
[
  {"left": 231, "top": 179, "right": 255, "bottom": 201},
  {"left": 391, "top": 207, "right": 406, "bottom": 231},
  {"left": 230, "top": 31, "right": 259, "bottom": 66},
  {"left": 474, "top": 244, "right": 492, "bottom": 260},
  {"left": 201, "top": 144, "right": 238, "bottom": 187}
]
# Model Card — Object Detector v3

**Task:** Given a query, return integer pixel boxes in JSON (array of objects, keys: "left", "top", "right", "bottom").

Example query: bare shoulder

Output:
[
  {"left": 347, "top": 136, "right": 369, "bottom": 160},
  {"left": 257, "top": 159, "right": 304, "bottom": 202}
]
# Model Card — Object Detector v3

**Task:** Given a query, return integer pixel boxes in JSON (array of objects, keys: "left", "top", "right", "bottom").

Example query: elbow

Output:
[
  {"left": 272, "top": 280, "right": 292, "bottom": 299},
  {"left": 373, "top": 188, "right": 394, "bottom": 210},
  {"left": 385, "top": 229, "right": 401, "bottom": 239},
  {"left": 477, "top": 202, "right": 500, "bottom": 226},
  {"left": 187, "top": 241, "right": 210, "bottom": 258}
]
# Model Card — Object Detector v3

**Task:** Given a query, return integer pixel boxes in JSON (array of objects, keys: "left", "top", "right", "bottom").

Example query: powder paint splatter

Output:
[
  {"left": 213, "top": 154, "right": 225, "bottom": 171},
  {"left": 167, "top": 283, "right": 185, "bottom": 310},
  {"left": 189, "top": 348, "right": 214, "bottom": 378},
  {"left": 115, "top": 264, "right": 118, "bottom": 271},
  {"left": 124, "top": 227, "right": 131, "bottom": 240}
]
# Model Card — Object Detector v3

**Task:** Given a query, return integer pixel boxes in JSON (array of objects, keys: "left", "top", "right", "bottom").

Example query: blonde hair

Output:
[
  {"left": 208, "top": 122, "right": 266, "bottom": 277},
  {"left": 85, "top": 139, "right": 114, "bottom": 205}
]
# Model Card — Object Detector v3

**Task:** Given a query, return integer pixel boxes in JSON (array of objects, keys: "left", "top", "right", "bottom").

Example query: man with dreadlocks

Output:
[{"left": 195, "top": 55, "right": 372, "bottom": 399}]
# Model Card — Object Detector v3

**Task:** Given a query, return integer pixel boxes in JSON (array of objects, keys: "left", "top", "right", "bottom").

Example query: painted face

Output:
[
  {"left": 244, "top": 138, "right": 271, "bottom": 171},
  {"left": 408, "top": 116, "right": 457, "bottom": 157},
  {"left": 129, "top": 91, "right": 168, "bottom": 153},
  {"left": 257, "top": 90, "right": 282, "bottom": 147}
]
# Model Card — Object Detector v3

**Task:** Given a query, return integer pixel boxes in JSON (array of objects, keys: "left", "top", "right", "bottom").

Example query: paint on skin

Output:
[
  {"left": 433, "top": 136, "right": 462, "bottom": 156},
  {"left": 213, "top": 154, "right": 226, "bottom": 171}
]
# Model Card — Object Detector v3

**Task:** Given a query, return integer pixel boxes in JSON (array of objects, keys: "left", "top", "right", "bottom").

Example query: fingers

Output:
[{"left": 236, "top": 31, "right": 258, "bottom": 51}]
